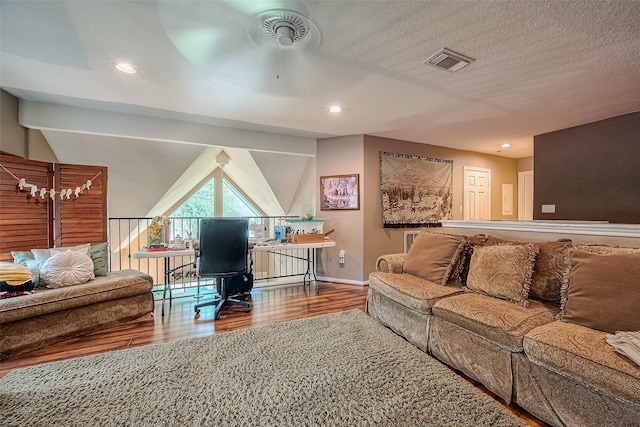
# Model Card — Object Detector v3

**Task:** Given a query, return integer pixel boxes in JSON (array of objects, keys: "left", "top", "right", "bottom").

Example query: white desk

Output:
[
  {"left": 133, "top": 248, "right": 195, "bottom": 315},
  {"left": 251, "top": 240, "right": 336, "bottom": 293}
]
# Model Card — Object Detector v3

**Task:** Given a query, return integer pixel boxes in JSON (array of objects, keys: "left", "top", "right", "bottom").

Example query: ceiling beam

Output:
[{"left": 19, "top": 101, "right": 317, "bottom": 157}]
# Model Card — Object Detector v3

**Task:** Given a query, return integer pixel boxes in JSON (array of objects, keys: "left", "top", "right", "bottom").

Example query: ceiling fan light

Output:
[{"left": 275, "top": 25, "right": 295, "bottom": 46}]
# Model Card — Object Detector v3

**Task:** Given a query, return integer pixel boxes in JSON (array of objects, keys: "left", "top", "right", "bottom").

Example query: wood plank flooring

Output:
[{"left": 0, "top": 281, "right": 547, "bottom": 426}]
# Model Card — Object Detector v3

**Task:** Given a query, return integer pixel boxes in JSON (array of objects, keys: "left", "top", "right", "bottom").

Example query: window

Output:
[
  {"left": 222, "top": 180, "right": 260, "bottom": 217},
  {"left": 170, "top": 177, "right": 260, "bottom": 221}
]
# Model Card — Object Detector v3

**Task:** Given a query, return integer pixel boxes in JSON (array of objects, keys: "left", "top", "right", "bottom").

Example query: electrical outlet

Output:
[
  {"left": 338, "top": 250, "right": 345, "bottom": 265},
  {"left": 541, "top": 204, "right": 556, "bottom": 213}
]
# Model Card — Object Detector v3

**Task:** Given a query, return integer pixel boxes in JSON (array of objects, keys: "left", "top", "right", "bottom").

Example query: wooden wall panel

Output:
[
  {"left": 55, "top": 163, "right": 108, "bottom": 247},
  {"left": 0, "top": 154, "right": 108, "bottom": 260},
  {"left": 0, "top": 153, "right": 53, "bottom": 257}
]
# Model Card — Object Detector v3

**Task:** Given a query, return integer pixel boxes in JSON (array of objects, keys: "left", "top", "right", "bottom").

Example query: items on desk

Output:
[
  {"left": 146, "top": 247, "right": 169, "bottom": 252},
  {"left": 285, "top": 219, "right": 325, "bottom": 244}
]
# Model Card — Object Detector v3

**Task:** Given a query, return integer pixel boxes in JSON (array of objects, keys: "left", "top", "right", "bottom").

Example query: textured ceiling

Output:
[{"left": 2, "top": 0, "right": 640, "bottom": 159}]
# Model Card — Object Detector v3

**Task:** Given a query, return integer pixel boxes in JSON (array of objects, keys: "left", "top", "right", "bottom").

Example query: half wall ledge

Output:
[{"left": 441, "top": 220, "right": 640, "bottom": 243}]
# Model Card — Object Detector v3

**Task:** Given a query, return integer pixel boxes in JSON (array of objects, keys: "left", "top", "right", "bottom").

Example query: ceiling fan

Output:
[{"left": 156, "top": 2, "right": 322, "bottom": 96}]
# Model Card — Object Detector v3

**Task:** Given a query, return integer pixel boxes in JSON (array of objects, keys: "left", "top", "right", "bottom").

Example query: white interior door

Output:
[
  {"left": 463, "top": 166, "right": 491, "bottom": 220},
  {"left": 518, "top": 170, "right": 534, "bottom": 220}
]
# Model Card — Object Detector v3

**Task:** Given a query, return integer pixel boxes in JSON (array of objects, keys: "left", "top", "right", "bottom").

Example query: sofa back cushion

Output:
[
  {"left": 560, "top": 248, "right": 640, "bottom": 333},
  {"left": 465, "top": 243, "right": 538, "bottom": 307},
  {"left": 403, "top": 232, "right": 468, "bottom": 286},
  {"left": 486, "top": 236, "right": 572, "bottom": 304}
]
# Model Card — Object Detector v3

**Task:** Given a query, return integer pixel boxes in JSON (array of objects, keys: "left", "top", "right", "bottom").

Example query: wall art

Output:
[
  {"left": 379, "top": 151, "right": 453, "bottom": 227},
  {"left": 320, "top": 174, "right": 360, "bottom": 210}
]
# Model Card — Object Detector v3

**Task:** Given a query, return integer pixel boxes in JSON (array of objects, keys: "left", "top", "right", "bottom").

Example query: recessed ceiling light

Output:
[
  {"left": 501, "top": 143, "right": 512, "bottom": 148},
  {"left": 328, "top": 105, "right": 343, "bottom": 113},
  {"left": 114, "top": 62, "right": 138, "bottom": 74}
]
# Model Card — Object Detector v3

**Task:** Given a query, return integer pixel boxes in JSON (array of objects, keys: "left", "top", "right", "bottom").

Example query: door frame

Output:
[
  {"left": 463, "top": 166, "right": 491, "bottom": 220},
  {"left": 518, "top": 170, "right": 534, "bottom": 220}
]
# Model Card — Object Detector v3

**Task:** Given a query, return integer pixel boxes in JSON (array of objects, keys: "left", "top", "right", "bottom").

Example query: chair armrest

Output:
[{"left": 376, "top": 253, "right": 407, "bottom": 273}]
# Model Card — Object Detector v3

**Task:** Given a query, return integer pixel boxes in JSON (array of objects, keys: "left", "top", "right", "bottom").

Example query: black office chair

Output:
[{"left": 193, "top": 218, "right": 253, "bottom": 320}]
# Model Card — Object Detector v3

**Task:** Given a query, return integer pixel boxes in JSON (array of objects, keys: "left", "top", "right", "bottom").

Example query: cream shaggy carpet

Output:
[{"left": 0, "top": 310, "right": 526, "bottom": 426}]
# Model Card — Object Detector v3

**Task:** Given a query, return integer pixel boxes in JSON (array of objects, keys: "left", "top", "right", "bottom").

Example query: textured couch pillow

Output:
[
  {"left": 575, "top": 243, "right": 640, "bottom": 255},
  {"left": 32, "top": 243, "right": 92, "bottom": 268},
  {"left": 466, "top": 243, "right": 538, "bottom": 307},
  {"left": 90, "top": 242, "right": 109, "bottom": 276},
  {"left": 486, "top": 236, "right": 572, "bottom": 303},
  {"left": 458, "top": 234, "right": 487, "bottom": 284},
  {"left": 403, "top": 232, "right": 468, "bottom": 286},
  {"left": 30, "top": 244, "right": 92, "bottom": 287},
  {"left": 559, "top": 249, "right": 640, "bottom": 333},
  {"left": 40, "top": 251, "right": 95, "bottom": 288}
]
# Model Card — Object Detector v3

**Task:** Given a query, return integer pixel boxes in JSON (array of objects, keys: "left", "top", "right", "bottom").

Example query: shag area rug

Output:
[{"left": 0, "top": 310, "right": 527, "bottom": 427}]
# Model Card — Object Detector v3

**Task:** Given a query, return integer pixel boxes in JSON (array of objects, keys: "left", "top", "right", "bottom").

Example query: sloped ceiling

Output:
[
  {"left": 42, "top": 131, "right": 205, "bottom": 218},
  {"left": 250, "top": 151, "right": 312, "bottom": 214}
]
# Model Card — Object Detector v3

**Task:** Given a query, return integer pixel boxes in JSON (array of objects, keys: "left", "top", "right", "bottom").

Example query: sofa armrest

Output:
[{"left": 376, "top": 253, "right": 407, "bottom": 273}]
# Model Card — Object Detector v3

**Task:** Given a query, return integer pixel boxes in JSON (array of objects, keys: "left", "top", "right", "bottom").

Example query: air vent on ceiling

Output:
[{"left": 423, "top": 48, "right": 474, "bottom": 72}]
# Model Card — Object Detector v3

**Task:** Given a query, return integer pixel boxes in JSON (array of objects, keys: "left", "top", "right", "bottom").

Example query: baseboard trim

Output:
[{"left": 317, "top": 276, "right": 368, "bottom": 286}]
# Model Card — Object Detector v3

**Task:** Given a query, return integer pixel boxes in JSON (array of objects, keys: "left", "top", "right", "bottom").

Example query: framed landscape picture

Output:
[
  {"left": 379, "top": 151, "right": 453, "bottom": 227},
  {"left": 320, "top": 174, "right": 360, "bottom": 210}
]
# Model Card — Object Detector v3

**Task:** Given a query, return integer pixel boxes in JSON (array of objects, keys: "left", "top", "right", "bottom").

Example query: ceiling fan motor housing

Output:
[{"left": 262, "top": 11, "right": 309, "bottom": 46}]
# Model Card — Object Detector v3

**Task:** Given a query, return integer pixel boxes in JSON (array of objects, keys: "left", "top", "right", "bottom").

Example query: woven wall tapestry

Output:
[{"left": 379, "top": 151, "right": 453, "bottom": 227}]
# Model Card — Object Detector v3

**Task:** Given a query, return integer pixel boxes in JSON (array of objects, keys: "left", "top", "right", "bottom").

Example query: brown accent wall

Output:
[{"left": 533, "top": 112, "right": 640, "bottom": 223}]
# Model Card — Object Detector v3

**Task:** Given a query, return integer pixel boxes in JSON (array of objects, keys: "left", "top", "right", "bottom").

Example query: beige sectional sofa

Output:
[
  {"left": 0, "top": 269, "right": 154, "bottom": 359},
  {"left": 367, "top": 230, "right": 640, "bottom": 427}
]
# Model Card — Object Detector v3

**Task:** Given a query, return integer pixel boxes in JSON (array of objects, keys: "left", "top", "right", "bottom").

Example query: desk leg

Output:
[{"left": 302, "top": 248, "right": 319, "bottom": 294}]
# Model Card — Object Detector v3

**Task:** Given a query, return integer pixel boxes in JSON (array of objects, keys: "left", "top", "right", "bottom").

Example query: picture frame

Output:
[{"left": 320, "top": 174, "right": 360, "bottom": 210}]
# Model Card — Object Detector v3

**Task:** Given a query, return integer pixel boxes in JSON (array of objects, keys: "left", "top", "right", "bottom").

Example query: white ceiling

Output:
[{"left": 2, "top": 0, "right": 640, "bottom": 160}]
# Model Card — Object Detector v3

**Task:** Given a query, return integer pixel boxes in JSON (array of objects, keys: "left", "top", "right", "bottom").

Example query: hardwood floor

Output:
[{"left": 0, "top": 281, "right": 547, "bottom": 426}]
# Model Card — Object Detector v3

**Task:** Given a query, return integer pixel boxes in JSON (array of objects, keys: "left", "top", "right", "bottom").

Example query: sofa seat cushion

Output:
[
  {"left": 432, "top": 293, "right": 559, "bottom": 352},
  {"left": 0, "top": 269, "right": 153, "bottom": 324},
  {"left": 524, "top": 321, "right": 640, "bottom": 405},
  {"left": 369, "top": 272, "right": 463, "bottom": 315}
]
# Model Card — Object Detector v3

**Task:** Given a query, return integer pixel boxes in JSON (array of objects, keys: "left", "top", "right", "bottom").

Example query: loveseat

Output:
[
  {"left": 367, "top": 230, "right": 640, "bottom": 427},
  {"left": 1, "top": 244, "right": 154, "bottom": 359}
]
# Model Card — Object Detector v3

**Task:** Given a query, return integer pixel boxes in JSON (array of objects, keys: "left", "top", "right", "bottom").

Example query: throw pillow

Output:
[
  {"left": 32, "top": 243, "right": 91, "bottom": 269},
  {"left": 559, "top": 249, "right": 640, "bottom": 333},
  {"left": 11, "top": 250, "right": 34, "bottom": 266},
  {"left": 11, "top": 251, "right": 40, "bottom": 286},
  {"left": 575, "top": 243, "right": 640, "bottom": 255},
  {"left": 403, "top": 232, "right": 468, "bottom": 286},
  {"left": 0, "top": 261, "right": 35, "bottom": 291},
  {"left": 40, "top": 251, "right": 94, "bottom": 288},
  {"left": 458, "top": 234, "right": 487, "bottom": 284},
  {"left": 486, "top": 236, "right": 572, "bottom": 303},
  {"left": 90, "top": 242, "right": 109, "bottom": 276},
  {"left": 465, "top": 243, "right": 538, "bottom": 307}
]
